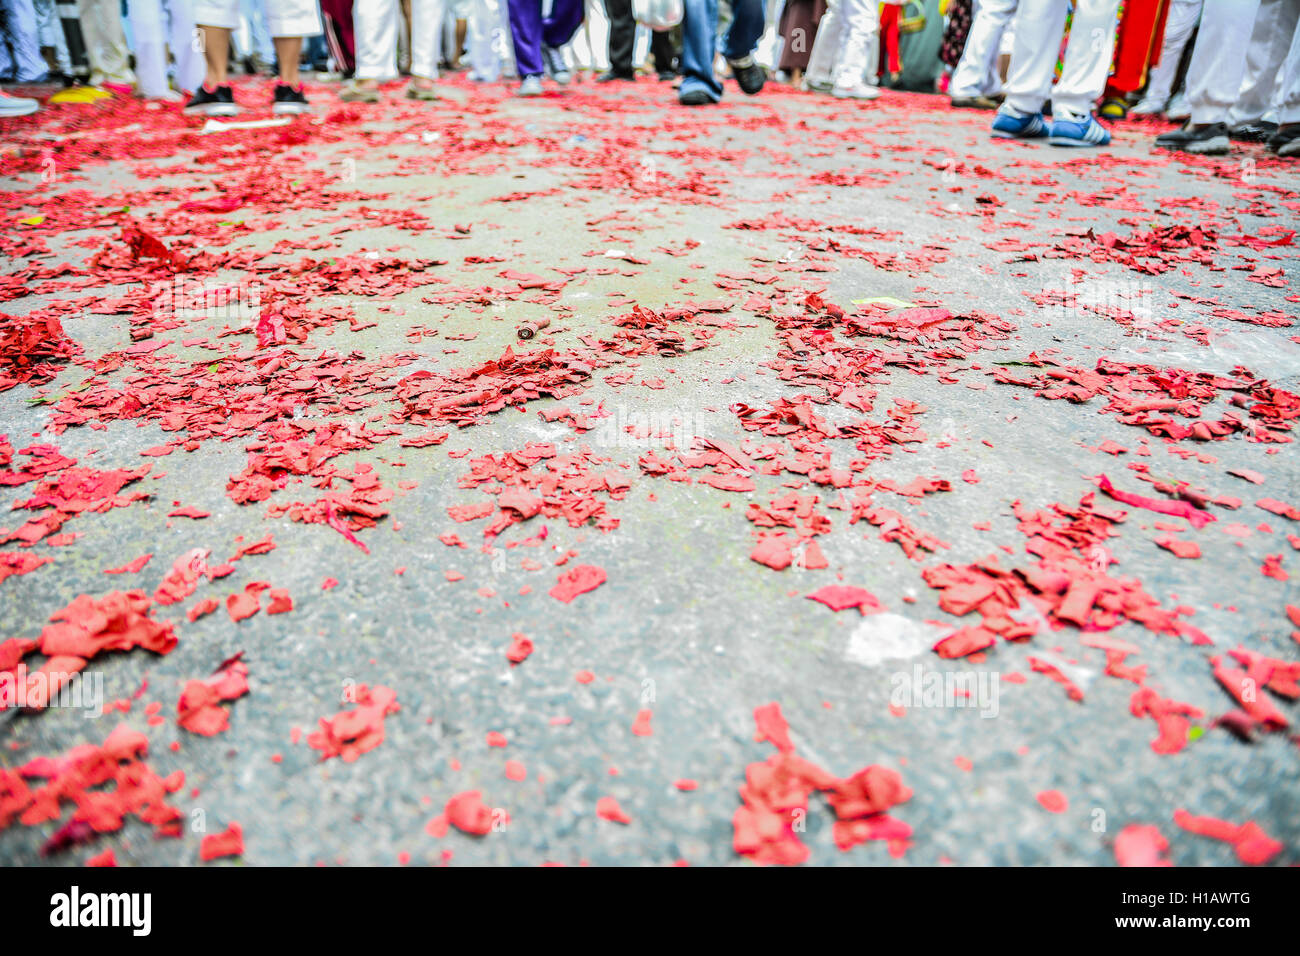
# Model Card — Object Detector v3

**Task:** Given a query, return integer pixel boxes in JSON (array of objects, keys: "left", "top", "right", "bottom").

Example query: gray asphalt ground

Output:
[{"left": 1, "top": 72, "right": 1298, "bottom": 866}]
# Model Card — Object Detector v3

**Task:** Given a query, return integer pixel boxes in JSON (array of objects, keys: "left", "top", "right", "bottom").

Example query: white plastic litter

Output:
[{"left": 633, "top": 0, "right": 684, "bottom": 30}]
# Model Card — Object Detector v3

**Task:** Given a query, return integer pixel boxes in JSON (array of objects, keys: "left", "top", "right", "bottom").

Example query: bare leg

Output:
[
  {"left": 200, "top": 25, "right": 231, "bottom": 87},
  {"left": 274, "top": 36, "right": 302, "bottom": 86},
  {"left": 455, "top": 19, "right": 467, "bottom": 68}
]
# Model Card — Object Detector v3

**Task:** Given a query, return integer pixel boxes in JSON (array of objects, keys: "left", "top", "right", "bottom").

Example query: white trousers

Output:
[
  {"left": 355, "top": 0, "right": 445, "bottom": 79},
  {"left": 1183, "top": 0, "right": 1260, "bottom": 124},
  {"left": 468, "top": 0, "right": 515, "bottom": 79},
  {"left": 1004, "top": 0, "right": 1121, "bottom": 118},
  {"left": 77, "top": 0, "right": 136, "bottom": 85},
  {"left": 950, "top": 0, "right": 1017, "bottom": 99},
  {"left": 1228, "top": 0, "right": 1300, "bottom": 125},
  {"left": 806, "top": 0, "right": 879, "bottom": 87},
  {"left": 830, "top": 0, "right": 878, "bottom": 88},
  {"left": 1276, "top": 7, "right": 1300, "bottom": 123},
  {"left": 193, "top": 0, "right": 320, "bottom": 37},
  {"left": 1140, "top": 0, "right": 1200, "bottom": 107},
  {"left": 1, "top": 0, "right": 45, "bottom": 80},
  {"left": 33, "top": 0, "right": 70, "bottom": 73},
  {"left": 129, "top": 0, "right": 204, "bottom": 95},
  {"left": 805, "top": 0, "right": 840, "bottom": 85}
]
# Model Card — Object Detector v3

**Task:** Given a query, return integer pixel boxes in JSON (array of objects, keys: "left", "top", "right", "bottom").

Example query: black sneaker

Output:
[
  {"left": 1154, "top": 122, "right": 1230, "bottom": 155},
  {"left": 1267, "top": 123, "right": 1300, "bottom": 156},
  {"left": 726, "top": 54, "right": 766, "bottom": 95},
  {"left": 1228, "top": 121, "right": 1278, "bottom": 142},
  {"left": 272, "top": 83, "right": 310, "bottom": 115},
  {"left": 596, "top": 70, "right": 634, "bottom": 83},
  {"left": 184, "top": 84, "right": 239, "bottom": 116}
]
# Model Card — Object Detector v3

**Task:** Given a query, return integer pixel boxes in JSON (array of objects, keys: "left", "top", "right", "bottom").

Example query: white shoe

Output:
[
  {"left": 146, "top": 89, "right": 185, "bottom": 103},
  {"left": 0, "top": 89, "right": 39, "bottom": 116},
  {"left": 831, "top": 82, "right": 881, "bottom": 100},
  {"left": 517, "top": 75, "right": 543, "bottom": 97},
  {"left": 1130, "top": 95, "right": 1166, "bottom": 116},
  {"left": 542, "top": 45, "right": 571, "bottom": 85},
  {"left": 1166, "top": 92, "right": 1190, "bottom": 122}
]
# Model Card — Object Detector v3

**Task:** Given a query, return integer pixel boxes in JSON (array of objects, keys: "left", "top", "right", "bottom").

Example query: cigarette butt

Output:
[{"left": 517, "top": 317, "right": 552, "bottom": 339}]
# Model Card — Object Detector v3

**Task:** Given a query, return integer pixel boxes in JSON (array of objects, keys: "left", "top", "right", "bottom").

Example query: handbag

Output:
[
  {"left": 899, "top": 0, "right": 927, "bottom": 34},
  {"left": 633, "top": 0, "right": 684, "bottom": 30}
]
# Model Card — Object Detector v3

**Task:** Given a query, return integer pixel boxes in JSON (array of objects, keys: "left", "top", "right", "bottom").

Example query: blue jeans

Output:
[{"left": 679, "top": 0, "right": 764, "bottom": 102}]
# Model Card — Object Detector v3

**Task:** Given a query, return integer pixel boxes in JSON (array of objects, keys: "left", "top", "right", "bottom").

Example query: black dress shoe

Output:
[
  {"left": 1228, "top": 121, "right": 1278, "bottom": 142},
  {"left": 597, "top": 70, "right": 635, "bottom": 83},
  {"left": 678, "top": 88, "right": 713, "bottom": 106},
  {"left": 1154, "top": 122, "right": 1230, "bottom": 155}
]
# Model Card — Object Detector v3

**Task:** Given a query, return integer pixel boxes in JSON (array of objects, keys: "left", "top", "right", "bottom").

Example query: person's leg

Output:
[
  {"left": 319, "top": 0, "right": 357, "bottom": 73},
  {"left": 541, "top": 0, "right": 585, "bottom": 48},
  {"left": 831, "top": 0, "right": 878, "bottom": 92},
  {"left": 1102, "top": 0, "right": 1163, "bottom": 107},
  {"left": 128, "top": 0, "right": 169, "bottom": 95},
  {"left": 877, "top": 0, "right": 899, "bottom": 76},
  {"left": 33, "top": 0, "right": 72, "bottom": 75},
  {"left": 1271, "top": 18, "right": 1300, "bottom": 154},
  {"left": 352, "top": 0, "right": 399, "bottom": 85},
  {"left": 1227, "top": 0, "right": 1297, "bottom": 127},
  {"left": 267, "top": 0, "right": 322, "bottom": 85},
  {"left": 2, "top": 0, "right": 47, "bottom": 80},
  {"left": 506, "top": 0, "right": 544, "bottom": 77},
  {"left": 78, "top": 0, "right": 136, "bottom": 86},
  {"left": 950, "top": 0, "right": 1018, "bottom": 99},
  {"left": 1048, "top": 0, "right": 1121, "bottom": 119},
  {"left": 804, "top": 0, "right": 841, "bottom": 89},
  {"left": 1000, "top": 0, "right": 1068, "bottom": 117},
  {"left": 649, "top": 25, "right": 675, "bottom": 75},
  {"left": 411, "top": 0, "right": 446, "bottom": 83},
  {"left": 678, "top": 0, "right": 723, "bottom": 101},
  {"left": 720, "top": 0, "right": 763, "bottom": 62},
  {"left": 168, "top": 0, "right": 205, "bottom": 93},
  {"left": 193, "top": 0, "right": 238, "bottom": 86},
  {"left": 201, "top": 27, "right": 232, "bottom": 84},
  {"left": 1134, "top": 0, "right": 1200, "bottom": 111},
  {"left": 1183, "top": 0, "right": 1261, "bottom": 125},
  {"left": 603, "top": 0, "right": 634, "bottom": 76},
  {"left": 468, "top": 0, "right": 496, "bottom": 77},
  {"left": 241, "top": 0, "right": 274, "bottom": 66},
  {"left": 273, "top": 35, "right": 302, "bottom": 84},
  {"left": 455, "top": 15, "right": 467, "bottom": 67}
]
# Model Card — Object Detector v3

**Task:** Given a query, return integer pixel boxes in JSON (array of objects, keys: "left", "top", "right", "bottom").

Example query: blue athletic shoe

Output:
[
  {"left": 991, "top": 108, "right": 1047, "bottom": 139},
  {"left": 1048, "top": 113, "right": 1112, "bottom": 147}
]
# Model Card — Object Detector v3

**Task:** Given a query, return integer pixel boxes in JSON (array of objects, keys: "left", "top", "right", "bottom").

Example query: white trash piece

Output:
[{"left": 633, "top": 0, "right": 684, "bottom": 31}]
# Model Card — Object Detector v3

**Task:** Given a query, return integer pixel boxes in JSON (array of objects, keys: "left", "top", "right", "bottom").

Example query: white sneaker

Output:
[
  {"left": 831, "top": 82, "right": 881, "bottom": 100},
  {"left": 0, "top": 89, "right": 39, "bottom": 116},
  {"left": 146, "top": 89, "right": 185, "bottom": 103},
  {"left": 1130, "top": 95, "right": 1166, "bottom": 116},
  {"left": 542, "top": 45, "right": 571, "bottom": 85},
  {"left": 1166, "top": 92, "right": 1191, "bottom": 122},
  {"left": 517, "top": 75, "right": 543, "bottom": 97}
]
